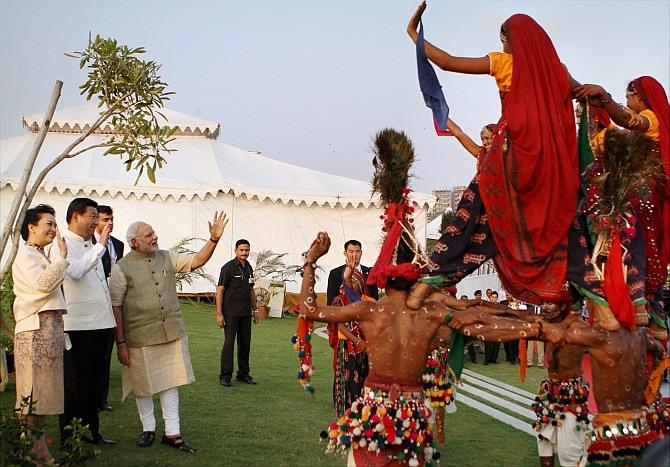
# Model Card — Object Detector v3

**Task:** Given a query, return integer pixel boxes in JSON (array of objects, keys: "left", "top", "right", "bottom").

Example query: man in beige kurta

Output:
[{"left": 109, "top": 213, "right": 227, "bottom": 453}]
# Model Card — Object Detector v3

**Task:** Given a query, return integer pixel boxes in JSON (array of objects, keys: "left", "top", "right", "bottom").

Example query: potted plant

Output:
[{"left": 254, "top": 287, "right": 271, "bottom": 319}]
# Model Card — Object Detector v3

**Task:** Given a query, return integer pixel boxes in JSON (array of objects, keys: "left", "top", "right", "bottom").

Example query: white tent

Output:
[
  {"left": 1, "top": 104, "right": 434, "bottom": 292},
  {"left": 426, "top": 212, "right": 447, "bottom": 240}
]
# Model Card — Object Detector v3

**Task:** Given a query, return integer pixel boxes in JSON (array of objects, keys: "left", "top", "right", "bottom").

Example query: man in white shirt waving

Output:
[{"left": 49, "top": 198, "right": 116, "bottom": 447}]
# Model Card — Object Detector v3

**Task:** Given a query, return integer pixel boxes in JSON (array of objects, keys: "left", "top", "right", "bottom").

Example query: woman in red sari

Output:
[
  {"left": 574, "top": 78, "right": 669, "bottom": 291},
  {"left": 406, "top": 2, "right": 580, "bottom": 309},
  {"left": 575, "top": 77, "right": 670, "bottom": 335}
]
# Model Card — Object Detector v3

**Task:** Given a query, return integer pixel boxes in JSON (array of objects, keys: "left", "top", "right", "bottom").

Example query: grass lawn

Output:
[
  {"left": 1, "top": 300, "right": 541, "bottom": 466},
  {"left": 462, "top": 348, "right": 548, "bottom": 394}
]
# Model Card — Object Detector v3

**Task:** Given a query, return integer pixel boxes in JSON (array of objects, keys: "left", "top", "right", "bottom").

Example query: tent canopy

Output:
[{"left": 23, "top": 104, "right": 221, "bottom": 138}]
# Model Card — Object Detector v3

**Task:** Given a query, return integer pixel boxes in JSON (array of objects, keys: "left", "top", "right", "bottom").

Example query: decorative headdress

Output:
[
  {"left": 585, "top": 129, "right": 660, "bottom": 328},
  {"left": 366, "top": 129, "right": 423, "bottom": 289}
]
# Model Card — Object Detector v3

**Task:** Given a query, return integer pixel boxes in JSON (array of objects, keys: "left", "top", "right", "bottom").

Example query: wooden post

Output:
[{"left": 0, "top": 81, "right": 62, "bottom": 264}]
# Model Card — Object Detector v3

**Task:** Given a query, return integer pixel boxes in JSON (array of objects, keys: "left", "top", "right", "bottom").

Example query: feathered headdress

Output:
[
  {"left": 586, "top": 129, "right": 660, "bottom": 239},
  {"left": 586, "top": 128, "right": 662, "bottom": 328},
  {"left": 367, "top": 129, "right": 422, "bottom": 289}
]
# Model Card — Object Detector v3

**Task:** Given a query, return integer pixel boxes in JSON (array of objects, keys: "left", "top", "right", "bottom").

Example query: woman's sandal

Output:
[{"left": 161, "top": 435, "right": 196, "bottom": 453}]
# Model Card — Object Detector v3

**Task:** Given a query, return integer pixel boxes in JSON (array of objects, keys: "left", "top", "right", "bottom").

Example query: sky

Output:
[{"left": 1, "top": 0, "right": 668, "bottom": 194}]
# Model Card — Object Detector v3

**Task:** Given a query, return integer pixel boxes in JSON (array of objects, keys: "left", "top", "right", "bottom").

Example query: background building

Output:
[{"left": 429, "top": 185, "right": 466, "bottom": 221}]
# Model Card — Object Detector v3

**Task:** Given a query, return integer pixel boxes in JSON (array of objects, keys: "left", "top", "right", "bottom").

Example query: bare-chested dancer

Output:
[
  {"left": 561, "top": 316, "right": 665, "bottom": 466},
  {"left": 486, "top": 303, "right": 591, "bottom": 467},
  {"left": 447, "top": 302, "right": 668, "bottom": 467},
  {"left": 299, "top": 232, "right": 551, "bottom": 467}
]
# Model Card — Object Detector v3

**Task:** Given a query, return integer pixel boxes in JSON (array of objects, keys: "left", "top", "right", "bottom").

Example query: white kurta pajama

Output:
[{"left": 109, "top": 250, "right": 195, "bottom": 436}]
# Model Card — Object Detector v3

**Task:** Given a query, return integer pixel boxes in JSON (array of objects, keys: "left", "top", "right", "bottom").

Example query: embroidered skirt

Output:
[
  {"left": 324, "top": 374, "right": 439, "bottom": 466},
  {"left": 14, "top": 310, "right": 65, "bottom": 415},
  {"left": 586, "top": 409, "right": 660, "bottom": 466},
  {"left": 334, "top": 339, "right": 369, "bottom": 417}
]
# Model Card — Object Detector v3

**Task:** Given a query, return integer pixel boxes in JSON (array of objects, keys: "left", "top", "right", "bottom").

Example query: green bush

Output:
[
  {"left": 1, "top": 273, "right": 15, "bottom": 356},
  {"left": 0, "top": 396, "right": 40, "bottom": 466}
]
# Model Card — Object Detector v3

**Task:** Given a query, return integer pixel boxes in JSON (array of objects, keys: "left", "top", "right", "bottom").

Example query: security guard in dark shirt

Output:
[{"left": 216, "top": 239, "right": 258, "bottom": 386}]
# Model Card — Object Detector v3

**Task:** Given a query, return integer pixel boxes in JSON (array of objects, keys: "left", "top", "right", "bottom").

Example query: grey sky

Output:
[{"left": 1, "top": 1, "right": 668, "bottom": 194}]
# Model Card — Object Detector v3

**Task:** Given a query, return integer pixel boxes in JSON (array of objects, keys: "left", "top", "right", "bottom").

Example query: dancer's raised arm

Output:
[
  {"left": 298, "top": 232, "right": 369, "bottom": 323},
  {"left": 446, "top": 119, "right": 481, "bottom": 158},
  {"left": 407, "top": 2, "right": 490, "bottom": 74}
]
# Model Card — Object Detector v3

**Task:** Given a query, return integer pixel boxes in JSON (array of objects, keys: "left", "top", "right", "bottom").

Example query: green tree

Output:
[
  {"left": 0, "top": 34, "right": 176, "bottom": 287},
  {"left": 439, "top": 210, "right": 456, "bottom": 234}
]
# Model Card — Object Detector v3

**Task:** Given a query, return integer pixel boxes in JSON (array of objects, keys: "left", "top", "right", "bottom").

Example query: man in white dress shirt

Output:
[{"left": 49, "top": 198, "right": 117, "bottom": 446}]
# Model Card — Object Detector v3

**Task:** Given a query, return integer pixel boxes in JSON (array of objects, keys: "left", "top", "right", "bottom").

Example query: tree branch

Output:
[{"left": 66, "top": 142, "right": 113, "bottom": 159}]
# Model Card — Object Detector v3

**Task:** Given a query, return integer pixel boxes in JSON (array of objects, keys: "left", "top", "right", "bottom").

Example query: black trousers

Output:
[
  {"left": 504, "top": 341, "right": 519, "bottom": 362},
  {"left": 466, "top": 344, "right": 477, "bottom": 363},
  {"left": 484, "top": 342, "right": 500, "bottom": 363},
  {"left": 220, "top": 315, "right": 252, "bottom": 379},
  {"left": 97, "top": 330, "right": 115, "bottom": 407},
  {"left": 60, "top": 328, "right": 113, "bottom": 442}
]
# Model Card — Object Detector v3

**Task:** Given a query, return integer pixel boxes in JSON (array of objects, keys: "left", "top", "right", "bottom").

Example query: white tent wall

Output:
[
  {"left": 1, "top": 186, "right": 428, "bottom": 293},
  {"left": 454, "top": 273, "right": 507, "bottom": 301}
]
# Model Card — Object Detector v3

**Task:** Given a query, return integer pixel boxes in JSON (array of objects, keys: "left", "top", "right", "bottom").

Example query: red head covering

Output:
[
  {"left": 634, "top": 76, "right": 670, "bottom": 189},
  {"left": 634, "top": 76, "right": 670, "bottom": 293},
  {"left": 591, "top": 107, "right": 611, "bottom": 127},
  {"left": 478, "top": 14, "right": 578, "bottom": 304}
]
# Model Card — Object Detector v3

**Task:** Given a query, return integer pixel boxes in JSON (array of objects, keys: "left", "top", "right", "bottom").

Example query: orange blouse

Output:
[
  {"left": 639, "top": 109, "right": 660, "bottom": 142},
  {"left": 488, "top": 52, "right": 513, "bottom": 92}
]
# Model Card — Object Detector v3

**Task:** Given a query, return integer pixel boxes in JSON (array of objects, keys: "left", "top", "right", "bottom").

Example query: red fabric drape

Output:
[
  {"left": 591, "top": 107, "right": 611, "bottom": 127},
  {"left": 637, "top": 76, "right": 670, "bottom": 189},
  {"left": 635, "top": 76, "right": 670, "bottom": 294},
  {"left": 602, "top": 233, "right": 636, "bottom": 328},
  {"left": 367, "top": 221, "right": 403, "bottom": 289},
  {"left": 479, "top": 14, "right": 578, "bottom": 304}
]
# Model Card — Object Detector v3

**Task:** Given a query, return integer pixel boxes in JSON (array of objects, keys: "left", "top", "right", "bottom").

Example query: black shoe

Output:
[
  {"left": 470, "top": 360, "right": 478, "bottom": 364},
  {"left": 99, "top": 402, "right": 113, "bottom": 412},
  {"left": 236, "top": 375, "right": 257, "bottom": 385},
  {"left": 137, "top": 431, "right": 155, "bottom": 447},
  {"left": 483, "top": 362, "right": 490, "bottom": 365},
  {"left": 161, "top": 435, "right": 196, "bottom": 453},
  {"left": 219, "top": 377, "right": 232, "bottom": 387},
  {"left": 90, "top": 435, "right": 117, "bottom": 446},
  {"left": 491, "top": 361, "right": 499, "bottom": 364}
]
